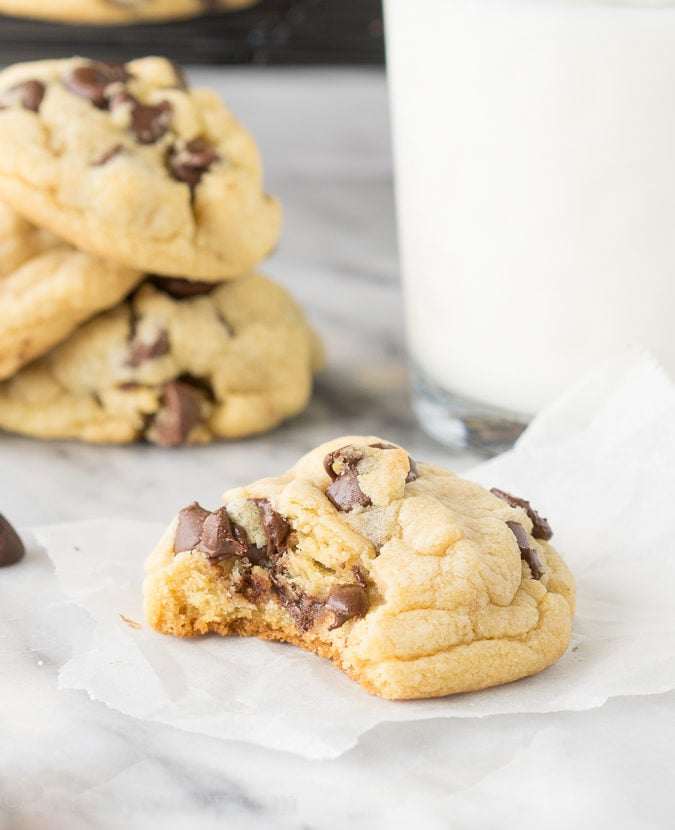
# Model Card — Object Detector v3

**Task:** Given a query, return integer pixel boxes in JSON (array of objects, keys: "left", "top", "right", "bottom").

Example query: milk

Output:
[{"left": 385, "top": 0, "right": 675, "bottom": 417}]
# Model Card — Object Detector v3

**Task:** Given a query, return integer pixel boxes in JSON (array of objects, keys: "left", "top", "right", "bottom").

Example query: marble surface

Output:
[{"left": 1, "top": 68, "right": 674, "bottom": 829}]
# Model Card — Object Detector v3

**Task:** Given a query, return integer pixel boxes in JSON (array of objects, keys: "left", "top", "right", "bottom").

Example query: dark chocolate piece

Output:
[
  {"left": 491, "top": 488, "right": 553, "bottom": 540},
  {"left": 174, "top": 502, "right": 210, "bottom": 552},
  {"left": 250, "top": 498, "right": 290, "bottom": 558},
  {"left": 278, "top": 586, "right": 324, "bottom": 632},
  {"left": 0, "top": 513, "right": 25, "bottom": 567},
  {"left": 130, "top": 100, "right": 172, "bottom": 144},
  {"left": 323, "top": 446, "right": 372, "bottom": 512},
  {"left": 125, "top": 331, "right": 170, "bottom": 367},
  {"left": 62, "top": 62, "right": 128, "bottom": 108},
  {"left": 506, "top": 521, "right": 544, "bottom": 580},
  {"left": 151, "top": 381, "right": 202, "bottom": 446},
  {"left": 198, "top": 506, "right": 249, "bottom": 561},
  {"left": 12, "top": 80, "right": 45, "bottom": 112},
  {"left": 326, "top": 583, "right": 369, "bottom": 629},
  {"left": 352, "top": 565, "right": 367, "bottom": 587},
  {"left": 244, "top": 544, "right": 268, "bottom": 567},
  {"left": 148, "top": 275, "right": 215, "bottom": 298},
  {"left": 169, "top": 138, "right": 220, "bottom": 189}
]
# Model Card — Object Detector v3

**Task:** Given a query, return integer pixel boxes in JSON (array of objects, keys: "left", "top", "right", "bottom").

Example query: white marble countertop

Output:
[{"left": 1, "top": 68, "right": 674, "bottom": 829}]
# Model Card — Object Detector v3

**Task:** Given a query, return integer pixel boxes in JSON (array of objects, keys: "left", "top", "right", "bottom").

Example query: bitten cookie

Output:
[
  {"left": 0, "top": 273, "right": 323, "bottom": 444},
  {"left": 0, "top": 56, "right": 280, "bottom": 279},
  {"left": 0, "top": 202, "right": 143, "bottom": 380},
  {"left": 0, "top": 0, "right": 258, "bottom": 25},
  {"left": 144, "top": 437, "right": 575, "bottom": 699}
]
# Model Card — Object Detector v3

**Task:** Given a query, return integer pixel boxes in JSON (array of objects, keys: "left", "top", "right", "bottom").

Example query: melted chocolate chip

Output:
[
  {"left": 151, "top": 381, "right": 202, "bottom": 446},
  {"left": 148, "top": 275, "right": 215, "bottom": 298},
  {"left": 352, "top": 565, "right": 367, "bottom": 587},
  {"left": 325, "top": 474, "right": 372, "bottom": 513},
  {"left": 326, "top": 583, "right": 369, "bottom": 630},
  {"left": 250, "top": 498, "right": 290, "bottom": 558},
  {"left": 244, "top": 544, "right": 268, "bottom": 567},
  {"left": 0, "top": 513, "right": 25, "bottom": 567},
  {"left": 130, "top": 100, "right": 172, "bottom": 144},
  {"left": 174, "top": 502, "right": 210, "bottom": 552},
  {"left": 13, "top": 80, "right": 45, "bottom": 112},
  {"left": 169, "top": 138, "right": 220, "bottom": 189},
  {"left": 277, "top": 586, "right": 324, "bottom": 632},
  {"left": 125, "top": 331, "right": 170, "bottom": 367},
  {"left": 323, "top": 446, "right": 372, "bottom": 512},
  {"left": 491, "top": 488, "right": 553, "bottom": 540},
  {"left": 506, "top": 521, "right": 544, "bottom": 580},
  {"left": 368, "top": 441, "right": 419, "bottom": 483},
  {"left": 63, "top": 62, "right": 128, "bottom": 108},
  {"left": 198, "top": 507, "right": 249, "bottom": 562}
]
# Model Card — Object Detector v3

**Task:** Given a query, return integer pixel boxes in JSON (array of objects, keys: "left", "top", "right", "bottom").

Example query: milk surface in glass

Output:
[{"left": 385, "top": 0, "right": 675, "bottom": 451}]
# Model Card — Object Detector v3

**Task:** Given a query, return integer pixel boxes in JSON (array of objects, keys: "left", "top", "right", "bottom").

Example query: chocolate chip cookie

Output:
[
  {"left": 0, "top": 202, "right": 143, "bottom": 380},
  {"left": 144, "top": 437, "right": 575, "bottom": 699},
  {"left": 0, "top": 273, "right": 322, "bottom": 444},
  {"left": 0, "top": 0, "right": 257, "bottom": 24},
  {"left": 0, "top": 56, "right": 280, "bottom": 280}
]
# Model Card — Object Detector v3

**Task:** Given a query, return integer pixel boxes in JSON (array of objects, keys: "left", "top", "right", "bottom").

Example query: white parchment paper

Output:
[{"left": 33, "top": 355, "right": 675, "bottom": 759}]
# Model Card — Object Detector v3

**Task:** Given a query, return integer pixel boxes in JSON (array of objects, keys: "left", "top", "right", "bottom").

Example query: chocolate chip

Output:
[
  {"left": 93, "top": 144, "right": 124, "bottom": 166},
  {"left": 368, "top": 441, "right": 419, "bottom": 483},
  {"left": 169, "top": 138, "right": 220, "bottom": 189},
  {"left": 491, "top": 488, "right": 552, "bottom": 540},
  {"left": 352, "top": 564, "right": 367, "bottom": 587},
  {"left": 506, "top": 521, "right": 544, "bottom": 580},
  {"left": 323, "top": 446, "right": 372, "bottom": 512},
  {"left": 198, "top": 507, "right": 249, "bottom": 562},
  {"left": 130, "top": 100, "right": 172, "bottom": 144},
  {"left": 174, "top": 502, "right": 210, "bottom": 552},
  {"left": 277, "top": 584, "right": 324, "bottom": 632},
  {"left": 326, "top": 583, "right": 369, "bottom": 630},
  {"left": 13, "top": 80, "right": 45, "bottom": 112},
  {"left": 326, "top": 474, "right": 372, "bottom": 513},
  {"left": 0, "top": 513, "right": 25, "bottom": 567},
  {"left": 125, "top": 331, "right": 170, "bottom": 368},
  {"left": 63, "top": 62, "right": 128, "bottom": 108},
  {"left": 0, "top": 79, "right": 45, "bottom": 112},
  {"left": 250, "top": 498, "right": 290, "bottom": 558},
  {"left": 148, "top": 275, "right": 215, "bottom": 298},
  {"left": 151, "top": 381, "right": 202, "bottom": 446},
  {"left": 244, "top": 544, "right": 268, "bottom": 567},
  {"left": 98, "top": 62, "right": 131, "bottom": 83}
]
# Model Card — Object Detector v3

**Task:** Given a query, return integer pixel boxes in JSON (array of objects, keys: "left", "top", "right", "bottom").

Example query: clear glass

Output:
[{"left": 384, "top": 0, "right": 675, "bottom": 454}]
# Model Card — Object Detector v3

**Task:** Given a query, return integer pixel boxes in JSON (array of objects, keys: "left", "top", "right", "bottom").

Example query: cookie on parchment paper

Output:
[{"left": 144, "top": 436, "right": 575, "bottom": 699}]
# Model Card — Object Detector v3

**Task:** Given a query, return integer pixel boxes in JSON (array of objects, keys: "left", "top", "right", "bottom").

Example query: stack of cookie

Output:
[{"left": 0, "top": 56, "right": 322, "bottom": 446}]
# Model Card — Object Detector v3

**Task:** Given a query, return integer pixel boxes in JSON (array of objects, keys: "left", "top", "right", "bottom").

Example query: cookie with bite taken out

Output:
[{"left": 143, "top": 436, "right": 575, "bottom": 699}]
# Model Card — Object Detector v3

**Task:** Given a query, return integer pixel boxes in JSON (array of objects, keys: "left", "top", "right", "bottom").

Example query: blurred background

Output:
[{"left": 0, "top": 0, "right": 385, "bottom": 64}]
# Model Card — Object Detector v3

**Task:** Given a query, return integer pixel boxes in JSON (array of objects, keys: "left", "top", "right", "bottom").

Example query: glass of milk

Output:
[{"left": 384, "top": 0, "right": 675, "bottom": 453}]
